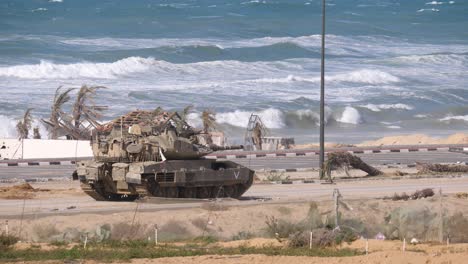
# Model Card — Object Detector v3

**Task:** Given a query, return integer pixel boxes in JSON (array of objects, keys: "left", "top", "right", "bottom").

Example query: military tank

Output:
[{"left": 75, "top": 109, "right": 254, "bottom": 201}]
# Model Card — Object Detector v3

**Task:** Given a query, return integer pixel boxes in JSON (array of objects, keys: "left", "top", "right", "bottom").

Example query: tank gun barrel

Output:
[{"left": 209, "top": 145, "right": 244, "bottom": 151}]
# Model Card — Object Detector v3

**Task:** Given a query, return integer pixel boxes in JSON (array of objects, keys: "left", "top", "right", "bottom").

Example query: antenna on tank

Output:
[{"left": 319, "top": 0, "right": 327, "bottom": 180}]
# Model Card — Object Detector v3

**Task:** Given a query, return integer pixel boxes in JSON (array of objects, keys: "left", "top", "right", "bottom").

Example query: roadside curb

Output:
[
  {"left": 265, "top": 174, "right": 467, "bottom": 185},
  {"left": 0, "top": 177, "right": 72, "bottom": 183},
  {"left": 0, "top": 160, "right": 76, "bottom": 167},
  {"left": 205, "top": 146, "right": 468, "bottom": 160}
]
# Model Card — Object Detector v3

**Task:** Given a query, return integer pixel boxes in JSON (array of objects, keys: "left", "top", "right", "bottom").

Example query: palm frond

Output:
[
  {"left": 16, "top": 108, "right": 34, "bottom": 139},
  {"left": 201, "top": 109, "right": 217, "bottom": 133}
]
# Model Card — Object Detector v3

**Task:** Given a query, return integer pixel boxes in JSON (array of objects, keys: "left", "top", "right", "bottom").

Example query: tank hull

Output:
[{"left": 76, "top": 159, "right": 254, "bottom": 201}]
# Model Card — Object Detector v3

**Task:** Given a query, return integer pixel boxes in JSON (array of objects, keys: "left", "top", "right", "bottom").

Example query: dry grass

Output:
[
  {"left": 191, "top": 218, "right": 208, "bottom": 230},
  {"left": 111, "top": 222, "right": 149, "bottom": 241},
  {"left": 158, "top": 220, "right": 191, "bottom": 242},
  {"left": 32, "top": 224, "right": 60, "bottom": 241},
  {"left": 201, "top": 202, "right": 228, "bottom": 211}
]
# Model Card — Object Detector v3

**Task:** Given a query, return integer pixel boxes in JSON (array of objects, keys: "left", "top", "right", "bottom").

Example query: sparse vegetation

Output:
[
  {"left": 32, "top": 224, "right": 60, "bottom": 241},
  {"left": 158, "top": 220, "right": 191, "bottom": 242},
  {"left": 111, "top": 222, "right": 149, "bottom": 241},
  {"left": 0, "top": 240, "right": 360, "bottom": 261},
  {"left": 265, "top": 171, "right": 288, "bottom": 182},
  {"left": 201, "top": 202, "right": 228, "bottom": 211},
  {"left": 231, "top": 231, "right": 255, "bottom": 241},
  {"left": 385, "top": 188, "right": 435, "bottom": 201},
  {"left": 264, "top": 216, "right": 306, "bottom": 239},
  {"left": 276, "top": 206, "right": 292, "bottom": 215},
  {"left": 191, "top": 217, "right": 208, "bottom": 231},
  {"left": 0, "top": 233, "right": 19, "bottom": 250}
]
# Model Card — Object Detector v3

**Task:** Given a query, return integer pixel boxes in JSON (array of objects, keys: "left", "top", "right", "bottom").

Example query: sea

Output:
[{"left": 0, "top": 0, "right": 467, "bottom": 144}]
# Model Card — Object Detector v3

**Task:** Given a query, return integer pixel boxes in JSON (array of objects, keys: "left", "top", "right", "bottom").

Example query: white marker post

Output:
[
  {"left": 402, "top": 238, "right": 406, "bottom": 252},
  {"left": 83, "top": 233, "right": 88, "bottom": 249},
  {"left": 154, "top": 225, "right": 158, "bottom": 245},
  {"left": 365, "top": 239, "right": 369, "bottom": 255},
  {"left": 5, "top": 220, "right": 8, "bottom": 236},
  {"left": 309, "top": 231, "right": 313, "bottom": 249}
]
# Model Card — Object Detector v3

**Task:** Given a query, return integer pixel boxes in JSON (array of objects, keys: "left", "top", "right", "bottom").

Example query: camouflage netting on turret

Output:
[{"left": 90, "top": 108, "right": 206, "bottom": 162}]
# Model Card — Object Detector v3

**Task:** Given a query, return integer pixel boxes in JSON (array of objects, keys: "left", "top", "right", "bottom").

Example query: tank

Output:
[{"left": 75, "top": 109, "right": 254, "bottom": 201}]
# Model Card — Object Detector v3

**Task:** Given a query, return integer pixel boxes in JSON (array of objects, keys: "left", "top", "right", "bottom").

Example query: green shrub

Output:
[{"left": 0, "top": 233, "right": 19, "bottom": 250}]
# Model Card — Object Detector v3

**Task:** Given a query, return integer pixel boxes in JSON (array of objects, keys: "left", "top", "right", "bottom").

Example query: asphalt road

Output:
[
  {"left": 0, "top": 150, "right": 466, "bottom": 180},
  {"left": 1, "top": 177, "right": 468, "bottom": 217}
]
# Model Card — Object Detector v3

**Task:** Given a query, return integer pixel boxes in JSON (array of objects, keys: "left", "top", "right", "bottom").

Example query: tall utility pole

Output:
[{"left": 319, "top": 0, "right": 326, "bottom": 179}]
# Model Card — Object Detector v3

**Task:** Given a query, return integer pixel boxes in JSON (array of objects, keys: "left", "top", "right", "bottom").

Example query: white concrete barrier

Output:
[{"left": 0, "top": 138, "right": 92, "bottom": 160}]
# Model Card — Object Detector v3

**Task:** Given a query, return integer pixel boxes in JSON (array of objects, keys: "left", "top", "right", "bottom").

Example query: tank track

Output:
[
  {"left": 80, "top": 177, "right": 253, "bottom": 201},
  {"left": 80, "top": 180, "right": 139, "bottom": 202}
]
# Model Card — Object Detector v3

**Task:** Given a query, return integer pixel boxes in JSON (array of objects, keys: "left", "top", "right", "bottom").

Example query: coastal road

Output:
[
  {"left": 0, "top": 150, "right": 466, "bottom": 180},
  {"left": 1, "top": 177, "right": 468, "bottom": 217}
]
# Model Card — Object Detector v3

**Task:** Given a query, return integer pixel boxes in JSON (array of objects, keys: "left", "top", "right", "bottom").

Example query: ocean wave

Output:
[
  {"left": 417, "top": 8, "right": 440, "bottom": 12},
  {"left": 0, "top": 57, "right": 156, "bottom": 79},
  {"left": 240, "top": 70, "right": 400, "bottom": 85},
  {"left": 440, "top": 115, "right": 468, "bottom": 122},
  {"left": 0, "top": 57, "right": 399, "bottom": 85},
  {"left": 0, "top": 116, "right": 48, "bottom": 139},
  {"left": 392, "top": 53, "right": 468, "bottom": 65},
  {"left": 360, "top": 103, "right": 414, "bottom": 112},
  {"left": 338, "top": 107, "right": 362, "bottom": 125}
]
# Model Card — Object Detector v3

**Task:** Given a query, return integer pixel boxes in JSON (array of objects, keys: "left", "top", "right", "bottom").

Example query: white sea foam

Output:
[
  {"left": 32, "top": 8, "right": 48, "bottom": 12},
  {"left": 216, "top": 108, "right": 284, "bottom": 128},
  {"left": 338, "top": 107, "right": 362, "bottom": 125},
  {"left": 417, "top": 8, "right": 440, "bottom": 12},
  {"left": 241, "top": 70, "right": 400, "bottom": 85},
  {"left": 426, "top": 1, "right": 444, "bottom": 4},
  {"left": 0, "top": 115, "right": 17, "bottom": 138},
  {"left": 393, "top": 54, "right": 467, "bottom": 65},
  {"left": 49, "top": 0, "right": 63, "bottom": 2},
  {"left": 440, "top": 115, "right": 468, "bottom": 122},
  {"left": 327, "top": 70, "right": 400, "bottom": 84},
  {"left": 0, "top": 57, "right": 156, "bottom": 79},
  {"left": 0, "top": 116, "right": 48, "bottom": 139},
  {"left": 361, "top": 104, "right": 413, "bottom": 112}
]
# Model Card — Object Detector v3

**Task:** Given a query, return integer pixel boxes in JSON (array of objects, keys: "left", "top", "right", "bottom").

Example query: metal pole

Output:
[{"left": 319, "top": 0, "right": 326, "bottom": 179}]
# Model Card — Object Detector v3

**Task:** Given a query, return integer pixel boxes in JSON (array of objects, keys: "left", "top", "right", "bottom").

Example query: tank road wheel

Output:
[
  {"left": 197, "top": 187, "right": 212, "bottom": 199},
  {"left": 223, "top": 185, "right": 239, "bottom": 198},
  {"left": 164, "top": 187, "right": 179, "bottom": 198},
  {"left": 181, "top": 187, "right": 196, "bottom": 198}
]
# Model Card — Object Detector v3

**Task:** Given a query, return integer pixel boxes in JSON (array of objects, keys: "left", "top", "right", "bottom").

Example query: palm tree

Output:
[
  {"left": 16, "top": 108, "right": 33, "bottom": 139},
  {"left": 323, "top": 152, "right": 383, "bottom": 181},
  {"left": 72, "top": 85, "right": 106, "bottom": 130},
  {"left": 47, "top": 86, "right": 75, "bottom": 139},
  {"left": 201, "top": 109, "right": 217, "bottom": 145},
  {"left": 201, "top": 109, "right": 217, "bottom": 133}
]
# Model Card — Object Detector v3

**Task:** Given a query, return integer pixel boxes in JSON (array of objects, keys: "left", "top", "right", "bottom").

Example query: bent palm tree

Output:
[
  {"left": 323, "top": 152, "right": 383, "bottom": 181},
  {"left": 201, "top": 109, "right": 217, "bottom": 133},
  {"left": 42, "top": 86, "right": 74, "bottom": 139},
  {"left": 72, "top": 85, "right": 106, "bottom": 131},
  {"left": 16, "top": 108, "right": 33, "bottom": 139},
  {"left": 201, "top": 109, "right": 218, "bottom": 145}
]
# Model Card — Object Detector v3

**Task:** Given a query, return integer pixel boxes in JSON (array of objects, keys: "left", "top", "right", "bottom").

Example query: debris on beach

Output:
[
  {"left": 324, "top": 152, "right": 383, "bottom": 179},
  {"left": 384, "top": 188, "right": 435, "bottom": 201},
  {"left": 416, "top": 162, "right": 468, "bottom": 173},
  {"left": 0, "top": 183, "right": 36, "bottom": 199}
]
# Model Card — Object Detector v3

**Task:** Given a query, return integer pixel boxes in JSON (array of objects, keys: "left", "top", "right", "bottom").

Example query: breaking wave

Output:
[
  {"left": 392, "top": 53, "right": 468, "bottom": 65},
  {"left": 0, "top": 57, "right": 155, "bottom": 79},
  {"left": 360, "top": 103, "right": 414, "bottom": 112},
  {"left": 241, "top": 69, "right": 400, "bottom": 85},
  {"left": 0, "top": 58, "right": 400, "bottom": 86},
  {"left": 338, "top": 107, "right": 363, "bottom": 125}
]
